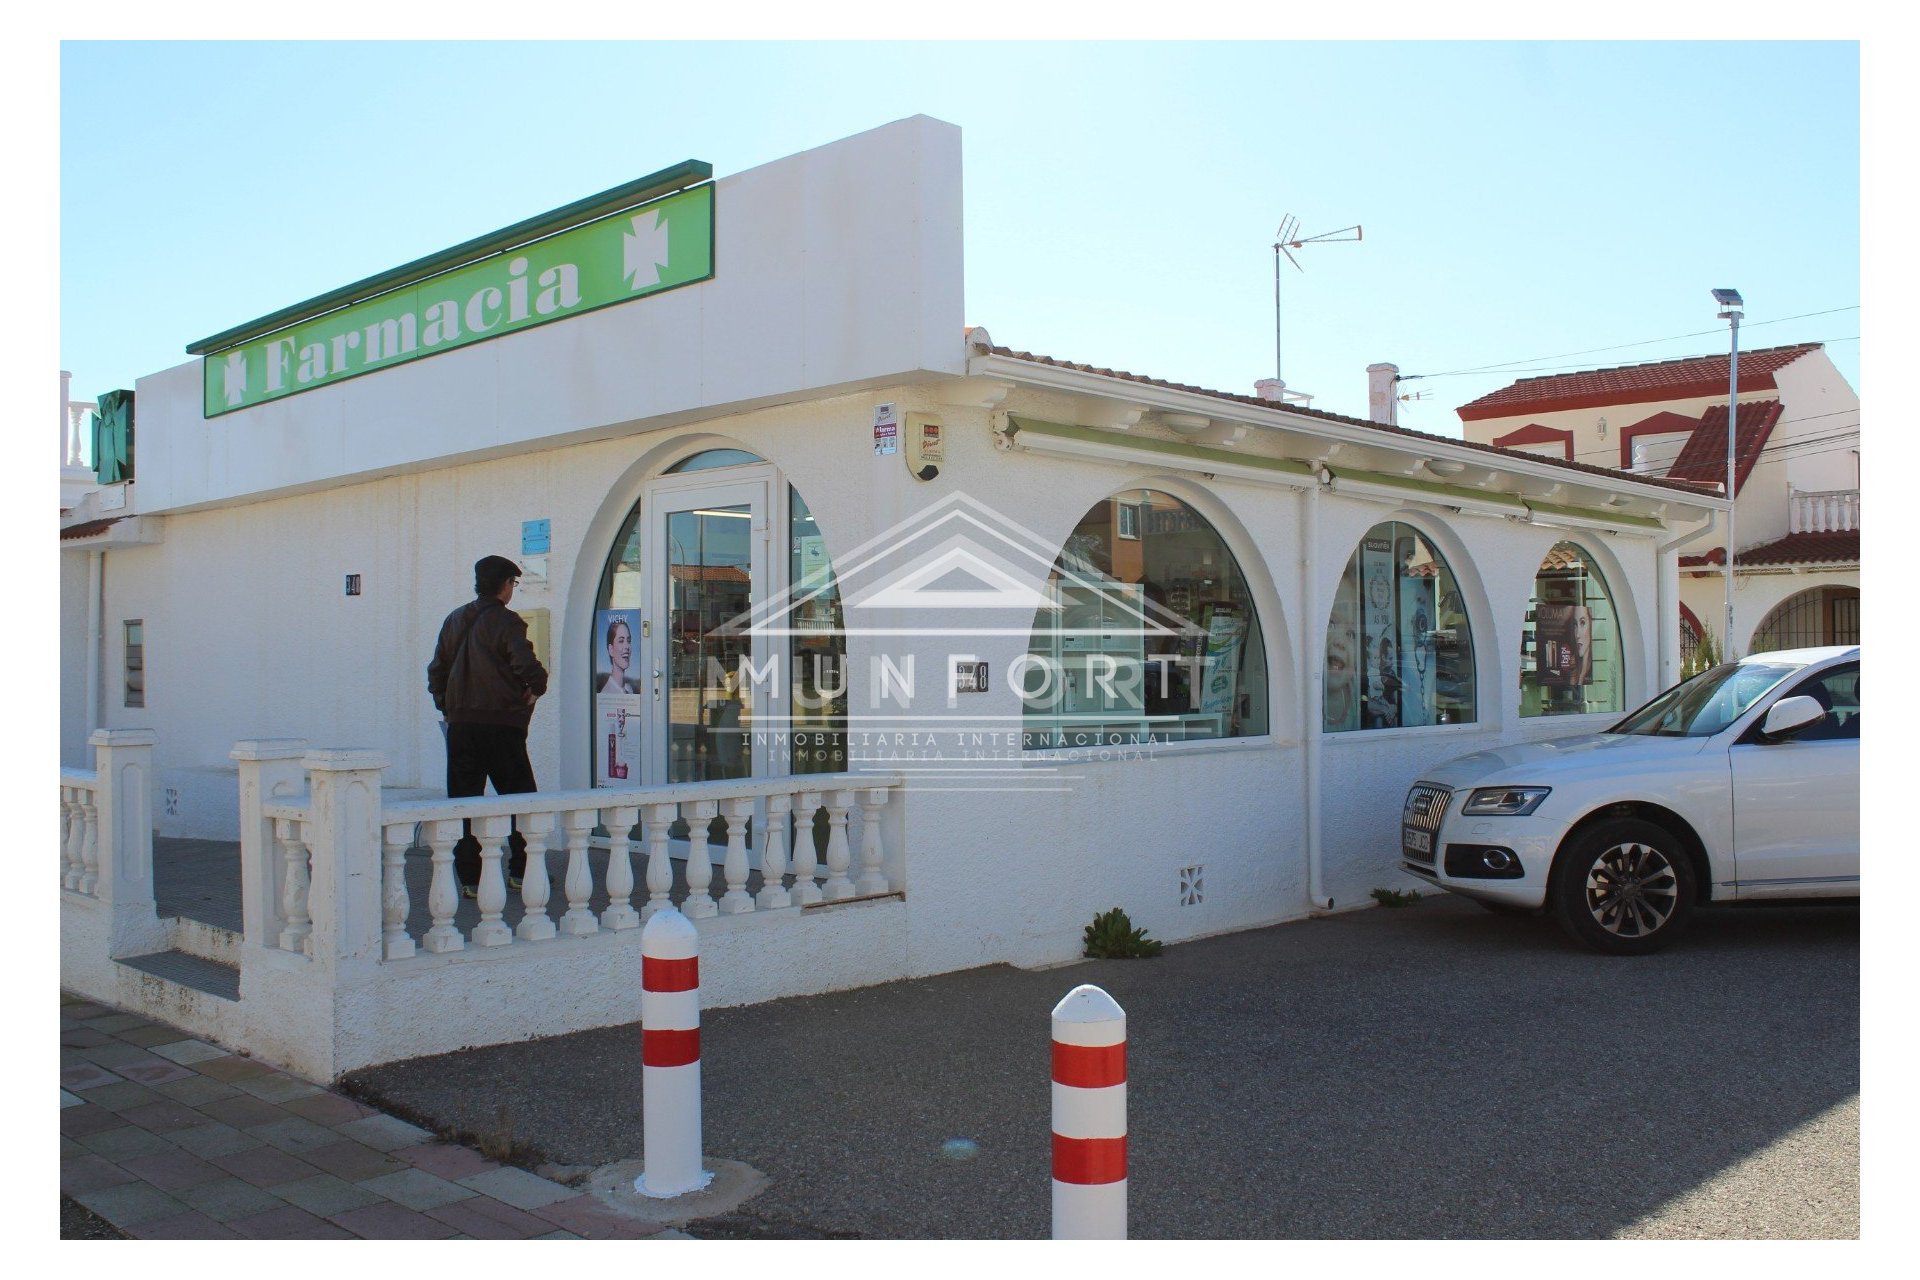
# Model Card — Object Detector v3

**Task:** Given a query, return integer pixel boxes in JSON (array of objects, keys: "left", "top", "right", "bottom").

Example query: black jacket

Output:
[{"left": 427, "top": 597, "right": 549, "bottom": 728}]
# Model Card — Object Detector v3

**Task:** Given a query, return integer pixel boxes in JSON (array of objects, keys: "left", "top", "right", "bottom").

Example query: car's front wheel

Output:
[{"left": 1549, "top": 818, "right": 1697, "bottom": 955}]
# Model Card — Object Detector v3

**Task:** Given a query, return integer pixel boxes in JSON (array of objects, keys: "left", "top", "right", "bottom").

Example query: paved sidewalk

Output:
[{"left": 59, "top": 994, "right": 676, "bottom": 1240}]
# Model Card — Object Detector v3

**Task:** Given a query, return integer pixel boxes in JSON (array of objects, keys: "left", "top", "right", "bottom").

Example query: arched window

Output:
[
  {"left": 1751, "top": 586, "right": 1859, "bottom": 653},
  {"left": 1324, "top": 521, "right": 1474, "bottom": 731},
  {"left": 1520, "top": 542, "right": 1623, "bottom": 717},
  {"left": 1022, "top": 489, "right": 1269, "bottom": 749},
  {"left": 665, "top": 447, "right": 764, "bottom": 473}
]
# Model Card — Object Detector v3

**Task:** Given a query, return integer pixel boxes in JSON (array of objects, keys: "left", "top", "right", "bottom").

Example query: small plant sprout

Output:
[{"left": 1083, "top": 907, "right": 1164, "bottom": 959}]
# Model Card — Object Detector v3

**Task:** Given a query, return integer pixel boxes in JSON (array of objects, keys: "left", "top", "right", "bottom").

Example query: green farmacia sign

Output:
[{"left": 201, "top": 183, "right": 713, "bottom": 417}]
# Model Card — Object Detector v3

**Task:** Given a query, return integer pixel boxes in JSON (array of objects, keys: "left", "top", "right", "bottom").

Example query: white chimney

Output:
[
  {"left": 1367, "top": 362, "right": 1400, "bottom": 426},
  {"left": 1254, "top": 377, "right": 1288, "bottom": 403}
]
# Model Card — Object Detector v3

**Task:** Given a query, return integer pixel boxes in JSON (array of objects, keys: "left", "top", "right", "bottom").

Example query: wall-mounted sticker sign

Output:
[
  {"left": 522, "top": 519, "right": 551, "bottom": 556},
  {"left": 953, "top": 660, "right": 989, "bottom": 693},
  {"left": 905, "top": 412, "right": 943, "bottom": 480},
  {"left": 200, "top": 183, "right": 715, "bottom": 417},
  {"left": 873, "top": 402, "right": 900, "bottom": 456}
]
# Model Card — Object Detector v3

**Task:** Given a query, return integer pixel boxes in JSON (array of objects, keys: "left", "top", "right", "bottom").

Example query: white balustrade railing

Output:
[
  {"left": 60, "top": 768, "right": 100, "bottom": 897},
  {"left": 1789, "top": 488, "right": 1860, "bottom": 534},
  {"left": 258, "top": 768, "right": 905, "bottom": 962},
  {"left": 67, "top": 399, "right": 93, "bottom": 470}
]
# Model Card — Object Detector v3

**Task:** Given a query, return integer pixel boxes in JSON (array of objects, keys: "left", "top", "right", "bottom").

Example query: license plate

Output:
[{"left": 1402, "top": 826, "right": 1432, "bottom": 856}]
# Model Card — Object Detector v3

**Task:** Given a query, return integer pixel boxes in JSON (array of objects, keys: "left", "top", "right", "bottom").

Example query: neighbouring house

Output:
[
  {"left": 1453, "top": 343, "right": 1860, "bottom": 672},
  {"left": 60, "top": 116, "right": 1725, "bottom": 1080}
]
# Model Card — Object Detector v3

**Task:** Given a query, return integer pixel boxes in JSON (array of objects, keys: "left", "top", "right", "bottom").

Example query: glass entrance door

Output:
[{"left": 646, "top": 477, "right": 767, "bottom": 784}]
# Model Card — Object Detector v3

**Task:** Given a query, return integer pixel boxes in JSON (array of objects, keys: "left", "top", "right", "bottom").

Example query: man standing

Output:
[{"left": 427, "top": 555, "right": 549, "bottom": 897}]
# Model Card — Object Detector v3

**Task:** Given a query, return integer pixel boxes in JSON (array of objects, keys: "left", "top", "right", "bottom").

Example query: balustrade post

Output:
[
  {"left": 88, "top": 729, "right": 166, "bottom": 956},
  {"left": 644, "top": 803, "right": 676, "bottom": 920},
  {"left": 381, "top": 823, "right": 415, "bottom": 961},
  {"left": 856, "top": 788, "right": 891, "bottom": 896},
  {"left": 822, "top": 790, "right": 856, "bottom": 900},
  {"left": 61, "top": 787, "right": 83, "bottom": 891},
  {"left": 472, "top": 815, "right": 515, "bottom": 947},
  {"left": 682, "top": 801, "right": 718, "bottom": 920},
  {"left": 78, "top": 791, "right": 100, "bottom": 897},
  {"left": 602, "top": 806, "right": 641, "bottom": 931},
  {"left": 514, "top": 811, "right": 557, "bottom": 941},
  {"left": 790, "top": 791, "right": 823, "bottom": 906},
  {"left": 299, "top": 749, "right": 388, "bottom": 972},
  {"left": 231, "top": 739, "right": 310, "bottom": 952},
  {"left": 275, "top": 818, "right": 312, "bottom": 954},
  {"left": 422, "top": 819, "right": 465, "bottom": 953},
  {"left": 560, "top": 809, "right": 601, "bottom": 937},
  {"left": 756, "top": 792, "right": 793, "bottom": 910},
  {"left": 718, "top": 798, "right": 755, "bottom": 914}
]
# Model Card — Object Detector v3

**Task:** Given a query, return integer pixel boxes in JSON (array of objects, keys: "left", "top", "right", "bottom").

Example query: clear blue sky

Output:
[{"left": 59, "top": 41, "right": 1859, "bottom": 440}]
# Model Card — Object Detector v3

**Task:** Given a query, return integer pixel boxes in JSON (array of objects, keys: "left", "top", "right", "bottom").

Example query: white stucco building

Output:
[
  {"left": 60, "top": 117, "right": 1726, "bottom": 1079},
  {"left": 1454, "top": 342, "right": 1860, "bottom": 665}
]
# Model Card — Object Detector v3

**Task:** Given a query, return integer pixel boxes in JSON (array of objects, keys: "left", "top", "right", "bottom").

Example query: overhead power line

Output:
[{"left": 1400, "top": 309, "right": 1860, "bottom": 382}]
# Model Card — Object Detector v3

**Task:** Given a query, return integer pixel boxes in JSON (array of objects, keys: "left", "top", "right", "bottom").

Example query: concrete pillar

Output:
[
  {"left": 299, "top": 749, "right": 389, "bottom": 975},
  {"left": 87, "top": 728, "right": 167, "bottom": 956}
]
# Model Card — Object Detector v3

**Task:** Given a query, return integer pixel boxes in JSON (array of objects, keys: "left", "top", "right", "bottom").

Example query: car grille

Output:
[
  {"left": 1403, "top": 784, "right": 1452, "bottom": 832},
  {"left": 1401, "top": 784, "right": 1451, "bottom": 866}
]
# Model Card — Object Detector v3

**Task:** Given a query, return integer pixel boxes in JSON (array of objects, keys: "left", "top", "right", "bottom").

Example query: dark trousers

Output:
[{"left": 446, "top": 722, "right": 536, "bottom": 888}]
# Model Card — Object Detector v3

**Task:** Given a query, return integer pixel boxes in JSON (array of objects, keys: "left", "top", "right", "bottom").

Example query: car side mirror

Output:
[{"left": 1760, "top": 694, "right": 1827, "bottom": 740}]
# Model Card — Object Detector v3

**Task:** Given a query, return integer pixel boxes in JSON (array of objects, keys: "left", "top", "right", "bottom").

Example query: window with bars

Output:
[{"left": 1751, "top": 587, "right": 1861, "bottom": 653}]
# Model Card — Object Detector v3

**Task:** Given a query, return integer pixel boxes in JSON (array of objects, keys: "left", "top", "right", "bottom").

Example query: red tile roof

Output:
[
  {"left": 1663, "top": 400, "right": 1783, "bottom": 497},
  {"left": 1456, "top": 342, "right": 1821, "bottom": 422},
  {"left": 983, "top": 346, "right": 1717, "bottom": 497},
  {"left": 60, "top": 518, "right": 123, "bottom": 541},
  {"left": 1679, "top": 529, "right": 1858, "bottom": 569}
]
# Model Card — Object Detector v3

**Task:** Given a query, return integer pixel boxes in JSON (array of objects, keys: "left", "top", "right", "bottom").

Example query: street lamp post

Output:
[{"left": 1712, "top": 288, "right": 1743, "bottom": 661}]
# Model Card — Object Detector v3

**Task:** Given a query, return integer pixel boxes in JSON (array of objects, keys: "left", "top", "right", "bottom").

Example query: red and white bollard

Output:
[
  {"left": 1051, "top": 983, "right": 1127, "bottom": 1239},
  {"left": 636, "top": 907, "right": 712, "bottom": 1197}
]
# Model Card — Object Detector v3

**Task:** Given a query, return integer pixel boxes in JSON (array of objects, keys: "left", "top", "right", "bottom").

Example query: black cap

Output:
[{"left": 474, "top": 555, "right": 522, "bottom": 595}]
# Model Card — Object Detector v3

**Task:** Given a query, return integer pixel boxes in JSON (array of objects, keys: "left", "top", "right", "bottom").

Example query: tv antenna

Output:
[{"left": 1272, "top": 216, "right": 1362, "bottom": 385}]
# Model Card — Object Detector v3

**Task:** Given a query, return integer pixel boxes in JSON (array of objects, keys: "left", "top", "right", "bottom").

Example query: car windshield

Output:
[{"left": 1609, "top": 661, "right": 1803, "bottom": 738}]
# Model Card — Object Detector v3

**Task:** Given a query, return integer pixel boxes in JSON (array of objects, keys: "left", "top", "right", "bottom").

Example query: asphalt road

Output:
[{"left": 344, "top": 895, "right": 1859, "bottom": 1239}]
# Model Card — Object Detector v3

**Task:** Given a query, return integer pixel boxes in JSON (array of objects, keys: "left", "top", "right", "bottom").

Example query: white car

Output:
[{"left": 1400, "top": 646, "right": 1860, "bottom": 953}]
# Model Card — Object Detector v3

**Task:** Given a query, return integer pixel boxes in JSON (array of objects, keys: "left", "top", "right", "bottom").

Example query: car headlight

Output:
[{"left": 1461, "top": 786, "right": 1552, "bottom": 816}]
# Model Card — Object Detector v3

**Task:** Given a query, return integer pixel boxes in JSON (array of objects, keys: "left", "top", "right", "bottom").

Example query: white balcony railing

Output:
[
  {"left": 1789, "top": 488, "right": 1860, "bottom": 534},
  {"left": 63, "top": 731, "right": 910, "bottom": 1076},
  {"left": 256, "top": 765, "right": 905, "bottom": 963}
]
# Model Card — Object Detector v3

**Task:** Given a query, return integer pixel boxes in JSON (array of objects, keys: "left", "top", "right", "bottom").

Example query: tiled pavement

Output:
[{"left": 60, "top": 994, "right": 675, "bottom": 1240}]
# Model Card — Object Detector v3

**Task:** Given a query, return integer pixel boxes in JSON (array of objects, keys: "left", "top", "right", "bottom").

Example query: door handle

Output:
[{"left": 652, "top": 669, "right": 662, "bottom": 698}]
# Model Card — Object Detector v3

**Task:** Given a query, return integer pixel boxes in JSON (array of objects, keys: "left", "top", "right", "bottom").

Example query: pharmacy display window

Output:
[
  {"left": 1520, "top": 542, "right": 1623, "bottom": 718},
  {"left": 1022, "top": 490, "right": 1270, "bottom": 749},
  {"left": 1324, "top": 522, "right": 1475, "bottom": 731}
]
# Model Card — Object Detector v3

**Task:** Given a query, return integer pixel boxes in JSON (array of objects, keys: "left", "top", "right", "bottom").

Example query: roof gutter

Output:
[
  {"left": 1655, "top": 509, "right": 1720, "bottom": 687},
  {"left": 967, "top": 351, "right": 1729, "bottom": 521}
]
